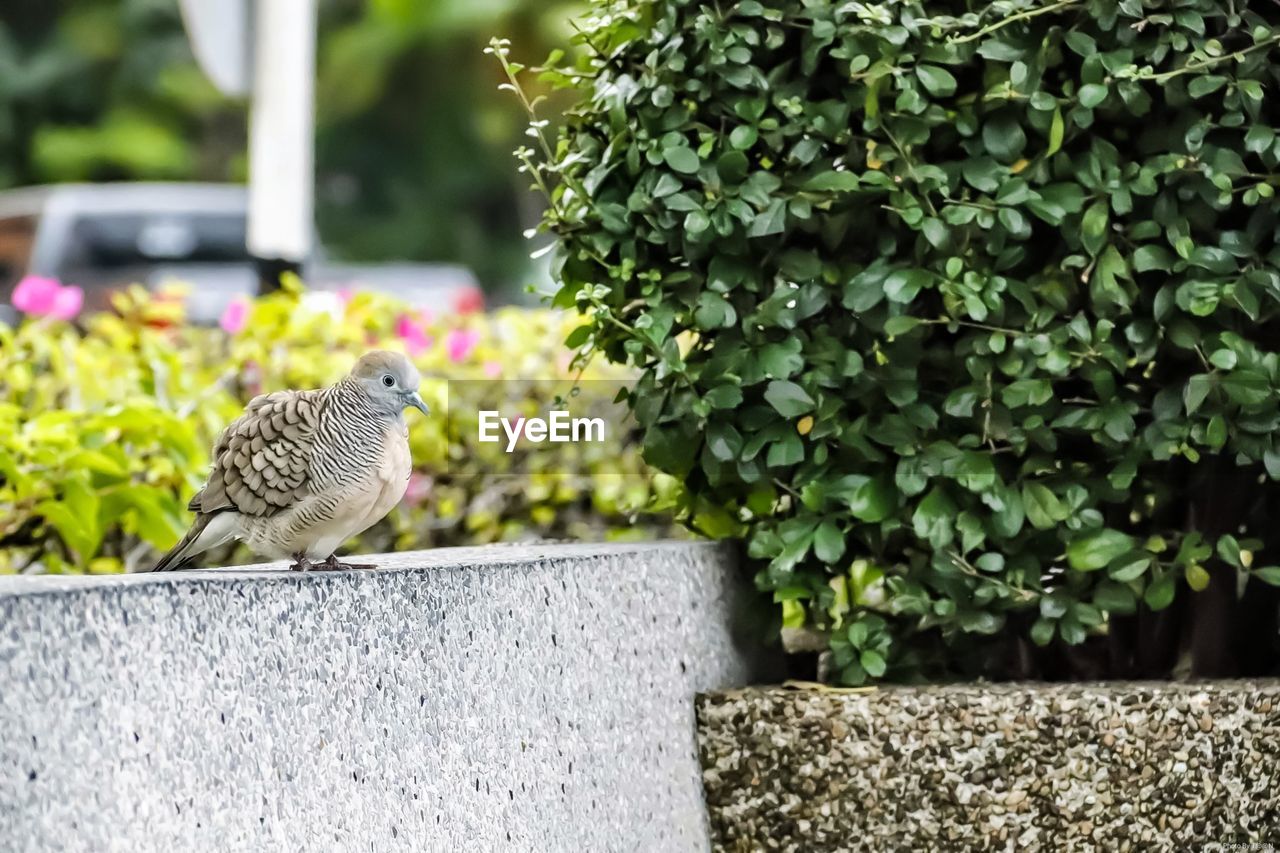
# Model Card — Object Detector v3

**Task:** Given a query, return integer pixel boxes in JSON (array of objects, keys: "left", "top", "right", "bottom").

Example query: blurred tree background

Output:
[{"left": 0, "top": 0, "right": 575, "bottom": 296}]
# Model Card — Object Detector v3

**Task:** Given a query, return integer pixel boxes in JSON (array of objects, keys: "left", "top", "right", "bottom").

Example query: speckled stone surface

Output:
[
  {"left": 698, "top": 683, "right": 1280, "bottom": 852},
  {"left": 0, "top": 541, "right": 762, "bottom": 852}
]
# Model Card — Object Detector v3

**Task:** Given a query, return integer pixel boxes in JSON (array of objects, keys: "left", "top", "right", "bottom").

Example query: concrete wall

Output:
[
  {"left": 698, "top": 683, "right": 1280, "bottom": 852},
  {"left": 0, "top": 542, "right": 763, "bottom": 852}
]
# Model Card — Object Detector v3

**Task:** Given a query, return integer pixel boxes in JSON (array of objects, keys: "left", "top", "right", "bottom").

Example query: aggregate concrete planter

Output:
[
  {"left": 0, "top": 541, "right": 765, "bottom": 852},
  {"left": 698, "top": 682, "right": 1280, "bottom": 852}
]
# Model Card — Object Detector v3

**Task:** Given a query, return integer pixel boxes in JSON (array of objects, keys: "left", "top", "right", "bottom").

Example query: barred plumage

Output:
[{"left": 150, "top": 351, "right": 430, "bottom": 572}]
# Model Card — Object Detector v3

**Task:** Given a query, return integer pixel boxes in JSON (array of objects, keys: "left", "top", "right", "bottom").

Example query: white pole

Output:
[
  {"left": 247, "top": 0, "right": 316, "bottom": 286},
  {"left": 176, "top": 0, "right": 251, "bottom": 97}
]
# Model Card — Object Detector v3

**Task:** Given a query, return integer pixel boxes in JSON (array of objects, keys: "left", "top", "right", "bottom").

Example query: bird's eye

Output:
[{"left": 381, "top": 374, "right": 395, "bottom": 388}]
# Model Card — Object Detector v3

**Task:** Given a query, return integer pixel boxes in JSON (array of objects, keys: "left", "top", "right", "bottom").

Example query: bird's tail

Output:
[{"left": 150, "top": 515, "right": 215, "bottom": 572}]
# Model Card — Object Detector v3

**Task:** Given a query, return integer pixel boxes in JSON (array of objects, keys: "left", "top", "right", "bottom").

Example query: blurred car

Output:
[{"left": 0, "top": 183, "right": 484, "bottom": 325}]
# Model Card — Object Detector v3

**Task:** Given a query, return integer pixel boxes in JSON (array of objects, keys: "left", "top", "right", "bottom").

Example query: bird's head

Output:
[{"left": 350, "top": 350, "right": 429, "bottom": 418}]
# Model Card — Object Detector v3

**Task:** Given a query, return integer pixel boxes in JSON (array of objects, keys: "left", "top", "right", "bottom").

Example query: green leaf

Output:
[
  {"left": 643, "top": 424, "right": 698, "bottom": 478},
  {"left": 1107, "top": 552, "right": 1151, "bottom": 582},
  {"left": 780, "top": 599, "right": 806, "bottom": 628},
  {"left": 1081, "top": 200, "right": 1109, "bottom": 255},
  {"left": 915, "top": 64, "right": 957, "bottom": 96},
  {"left": 694, "top": 292, "right": 736, "bottom": 329},
  {"left": 847, "top": 621, "right": 868, "bottom": 648},
  {"left": 729, "top": 125, "right": 758, "bottom": 150},
  {"left": 1209, "top": 349, "right": 1237, "bottom": 370},
  {"left": 705, "top": 385, "right": 743, "bottom": 409},
  {"left": 1184, "top": 374, "right": 1213, "bottom": 415},
  {"left": 883, "top": 316, "right": 922, "bottom": 336},
  {"left": 1133, "top": 245, "right": 1174, "bottom": 272},
  {"left": 1023, "top": 483, "right": 1067, "bottom": 530},
  {"left": 847, "top": 478, "right": 896, "bottom": 522},
  {"left": 1222, "top": 370, "right": 1270, "bottom": 406},
  {"left": 1067, "top": 529, "right": 1135, "bottom": 571},
  {"left": 758, "top": 340, "right": 804, "bottom": 379},
  {"left": 767, "top": 433, "right": 804, "bottom": 467},
  {"left": 859, "top": 649, "right": 887, "bottom": 678},
  {"left": 884, "top": 269, "right": 932, "bottom": 303},
  {"left": 748, "top": 199, "right": 787, "bottom": 237},
  {"left": 982, "top": 114, "right": 1026, "bottom": 162},
  {"left": 716, "top": 151, "right": 749, "bottom": 184},
  {"left": 1040, "top": 593, "right": 1069, "bottom": 619},
  {"left": 705, "top": 422, "right": 742, "bottom": 461},
  {"left": 1046, "top": 108, "right": 1064, "bottom": 156},
  {"left": 800, "top": 171, "right": 859, "bottom": 192},
  {"left": 921, "top": 218, "right": 949, "bottom": 249},
  {"left": 1253, "top": 567, "right": 1280, "bottom": 587},
  {"left": 763, "top": 380, "right": 814, "bottom": 417},
  {"left": 912, "top": 487, "right": 957, "bottom": 548},
  {"left": 1188, "top": 75, "right": 1227, "bottom": 98},
  {"left": 1218, "top": 535, "right": 1239, "bottom": 568},
  {"left": 1054, "top": 614, "right": 1085, "bottom": 640},
  {"left": 1185, "top": 563, "right": 1211, "bottom": 592},
  {"left": 38, "top": 476, "right": 103, "bottom": 563},
  {"left": 564, "top": 325, "right": 592, "bottom": 348},
  {"left": 813, "top": 520, "right": 846, "bottom": 563},
  {"left": 959, "top": 610, "right": 1003, "bottom": 634},
  {"left": 1266, "top": 447, "right": 1280, "bottom": 480},
  {"left": 663, "top": 146, "right": 701, "bottom": 174},
  {"left": 684, "top": 209, "right": 711, "bottom": 235},
  {"left": 1078, "top": 83, "right": 1108, "bottom": 108},
  {"left": 972, "top": 550, "right": 1003, "bottom": 571},
  {"left": 1094, "top": 581, "right": 1136, "bottom": 614},
  {"left": 1058, "top": 617, "right": 1087, "bottom": 645},
  {"left": 1144, "top": 573, "right": 1177, "bottom": 611},
  {"left": 1205, "top": 415, "right": 1226, "bottom": 448}
]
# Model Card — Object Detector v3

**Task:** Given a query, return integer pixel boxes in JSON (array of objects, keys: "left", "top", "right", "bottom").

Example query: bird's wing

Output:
[{"left": 190, "top": 389, "right": 324, "bottom": 518}]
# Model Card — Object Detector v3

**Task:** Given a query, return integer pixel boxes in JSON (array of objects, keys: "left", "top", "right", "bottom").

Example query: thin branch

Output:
[
  {"left": 948, "top": 1, "right": 1082, "bottom": 45},
  {"left": 1138, "top": 34, "right": 1280, "bottom": 83}
]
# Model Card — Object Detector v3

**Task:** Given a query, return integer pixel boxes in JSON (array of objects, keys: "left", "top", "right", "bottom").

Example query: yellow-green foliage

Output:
[{"left": 0, "top": 286, "right": 675, "bottom": 573}]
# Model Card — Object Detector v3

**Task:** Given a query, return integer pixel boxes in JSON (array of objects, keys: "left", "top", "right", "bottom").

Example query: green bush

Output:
[
  {"left": 0, "top": 286, "right": 674, "bottom": 574},
  {"left": 507, "top": 1, "right": 1280, "bottom": 681}
]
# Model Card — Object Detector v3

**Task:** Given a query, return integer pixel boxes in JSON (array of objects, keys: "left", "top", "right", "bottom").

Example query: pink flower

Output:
[
  {"left": 483, "top": 360, "right": 502, "bottom": 379},
  {"left": 219, "top": 298, "right": 249, "bottom": 335},
  {"left": 11, "top": 276, "right": 62, "bottom": 315},
  {"left": 336, "top": 288, "right": 355, "bottom": 305},
  {"left": 395, "top": 313, "right": 434, "bottom": 357},
  {"left": 453, "top": 286, "right": 485, "bottom": 315},
  {"left": 445, "top": 328, "right": 480, "bottom": 363},
  {"left": 11, "top": 276, "right": 84, "bottom": 321},
  {"left": 49, "top": 285, "right": 83, "bottom": 321}
]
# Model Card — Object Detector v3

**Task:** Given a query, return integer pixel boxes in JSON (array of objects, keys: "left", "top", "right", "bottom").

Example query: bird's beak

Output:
[{"left": 404, "top": 391, "right": 430, "bottom": 417}]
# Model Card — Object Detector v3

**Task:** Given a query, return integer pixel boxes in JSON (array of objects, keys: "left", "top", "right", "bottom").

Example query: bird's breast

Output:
[
  {"left": 379, "top": 421, "right": 412, "bottom": 481},
  {"left": 372, "top": 421, "right": 412, "bottom": 509}
]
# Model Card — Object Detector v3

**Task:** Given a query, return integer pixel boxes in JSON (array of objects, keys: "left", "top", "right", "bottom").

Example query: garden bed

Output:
[{"left": 698, "top": 682, "right": 1280, "bottom": 851}]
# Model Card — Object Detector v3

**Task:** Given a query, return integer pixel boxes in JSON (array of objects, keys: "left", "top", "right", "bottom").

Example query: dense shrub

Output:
[
  {"left": 0, "top": 285, "right": 671, "bottom": 574},
  {"left": 507, "top": 1, "right": 1280, "bottom": 681}
]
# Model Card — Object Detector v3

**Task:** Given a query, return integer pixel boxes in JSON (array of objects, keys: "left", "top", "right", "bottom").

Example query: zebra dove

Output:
[{"left": 151, "top": 351, "right": 430, "bottom": 572}]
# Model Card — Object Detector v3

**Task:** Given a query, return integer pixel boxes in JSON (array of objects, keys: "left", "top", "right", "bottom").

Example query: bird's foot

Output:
[
  {"left": 315, "top": 554, "right": 377, "bottom": 571},
  {"left": 288, "top": 555, "right": 315, "bottom": 572}
]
